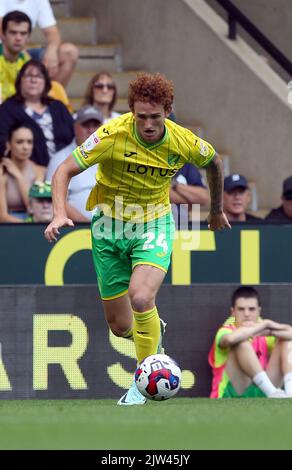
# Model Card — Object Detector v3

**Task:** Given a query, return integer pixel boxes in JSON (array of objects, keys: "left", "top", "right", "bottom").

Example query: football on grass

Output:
[{"left": 135, "top": 353, "right": 181, "bottom": 400}]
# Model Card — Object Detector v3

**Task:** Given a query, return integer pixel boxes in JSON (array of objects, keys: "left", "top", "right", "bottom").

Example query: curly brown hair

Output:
[{"left": 128, "top": 72, "right": 174, "bottom": 113}]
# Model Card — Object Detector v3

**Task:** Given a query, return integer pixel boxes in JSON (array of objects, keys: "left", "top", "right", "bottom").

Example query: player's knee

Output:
[
  {"left": 106, "top": 316, "right": 131, "bottom": 337},
  {"left": 59, "top": 43, "right": 79, "bottom": 62},
  {"left": 108, "top": 323, "right": 126, "bottom": 337},
  {"left": 129, "top": 291, "right": 154, "bottom": 312},
  {"left": 278, "top": 338, "right": 292, "bottom": 348},
  {"left": 112, "top": 329, "right": 125, "bottom": 337},
  {"left": 233, "top": 340, "right": 251, "bottom": 351}
]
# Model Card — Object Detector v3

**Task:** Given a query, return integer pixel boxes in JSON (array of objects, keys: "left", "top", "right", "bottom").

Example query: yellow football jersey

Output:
[
  {"left": 72, "top": 113, "right": 216, "bottom": 222},
  {"left": 0, "top": 44, "right": 30, "bottom": 102}
]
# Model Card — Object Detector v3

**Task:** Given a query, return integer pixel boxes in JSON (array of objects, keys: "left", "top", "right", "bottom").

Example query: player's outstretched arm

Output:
[
  {"left": 206, "top": 154, "right": 231, "bottom": 231},
  {"left": 44, "top": 154, "right": 83, "bottom": 242}
]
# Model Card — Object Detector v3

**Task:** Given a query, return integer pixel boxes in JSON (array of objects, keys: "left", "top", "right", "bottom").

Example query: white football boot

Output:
[{"left": 117, "top": 318, "right": 167, "bottom": 405}]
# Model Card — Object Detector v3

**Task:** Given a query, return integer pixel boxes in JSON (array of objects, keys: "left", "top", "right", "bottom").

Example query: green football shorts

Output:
[
  {"left": 91, "top": 212, "right": 175, "bottom": 300},
  {"left": 222, "top": 381, "right": 266, "bottom": 398}
]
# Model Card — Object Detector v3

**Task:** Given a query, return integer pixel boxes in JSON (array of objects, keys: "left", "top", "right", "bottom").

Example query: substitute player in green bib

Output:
[{"left": 45, "top": 72, "right": 231, "bottom": 405}]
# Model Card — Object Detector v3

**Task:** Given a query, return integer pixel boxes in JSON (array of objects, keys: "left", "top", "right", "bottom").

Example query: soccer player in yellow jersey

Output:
[{"left": 45, "top": 72, "right": 231, "bottom": 405}]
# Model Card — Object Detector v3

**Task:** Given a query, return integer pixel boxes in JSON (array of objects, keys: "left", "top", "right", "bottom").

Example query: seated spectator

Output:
[
  {"left": 83, "top": 71, "right": 120, "bottom": 123},
  {"left": 208, "top": 286, "right": 292, "bottom": 399},
  {"left": 0, "top": 59, "right": 74, "bottom": 167},
  {"left": 170, "top": 163, "right": 209, "bottom": 227},
  {"left": 0, "top": 11, "right": 72, "bottom": 109},
  {"left": 26, "top": 181, "right": 53, "bottom": 222},
  {"left": 0, "top": 1, "right": 79, "bottom": 87},
  {"left": 46, "top": 105, "right": 103, "bottom": 221},
  {"left": 171, "top": 164, "right": 209, "bottom": 206},
  {"left": 265, "top": 176, "right": 292, "bottom": 223},
  {"left": 223, "top": 174, "right": 262, "bottom": 222},
  {"left": 0, "top": 124, "right": 44, "bottom": 222},
  {"left": 0, "top": 11, "right": 31, "bottom": 103}
]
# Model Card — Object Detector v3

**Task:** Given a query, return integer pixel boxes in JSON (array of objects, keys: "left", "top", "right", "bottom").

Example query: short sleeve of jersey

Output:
[
  {"left": 213, "top": 327, "right": 233, "bottom": 367},
  {"left": 184, "top": 129, "right": 216, "bottom": 168},
  {"left": 72, "top": 126, "right": 116, "bottom": 170}
]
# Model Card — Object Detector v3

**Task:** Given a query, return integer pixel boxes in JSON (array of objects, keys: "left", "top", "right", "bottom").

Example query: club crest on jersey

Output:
[{"left": 168, "top": 154, "right": 180, "bottom": 166}]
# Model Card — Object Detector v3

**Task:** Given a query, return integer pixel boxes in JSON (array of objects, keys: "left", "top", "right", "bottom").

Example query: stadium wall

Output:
[
  {"left": 71, "top": 0, "right": 292, "bottom": 210},
  {"left": 1, "top": 284, "right": 292, "bottom": 399}
]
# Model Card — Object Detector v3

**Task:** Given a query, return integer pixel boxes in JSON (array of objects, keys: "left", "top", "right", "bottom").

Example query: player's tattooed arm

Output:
[
  {"left": 206, "top": 153, "right": 224, "bottom": 214},
  {"left": 206, "top": 154, "right": 231, "bottom": 231}
]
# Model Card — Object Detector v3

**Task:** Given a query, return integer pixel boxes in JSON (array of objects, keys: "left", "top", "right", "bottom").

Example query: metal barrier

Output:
[{"left": 214, "top": 0, "right": 292, "bottom": 76}]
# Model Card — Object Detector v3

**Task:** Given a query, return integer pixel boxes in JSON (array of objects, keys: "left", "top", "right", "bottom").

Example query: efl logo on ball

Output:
[{"left": 135, "top": 354, "right": 181, "bottom": 401}]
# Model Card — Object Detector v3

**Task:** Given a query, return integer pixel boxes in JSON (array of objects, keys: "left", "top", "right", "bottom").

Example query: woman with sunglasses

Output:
[{"left": 82, "top": 71, "right": 120, "bottom": 123}]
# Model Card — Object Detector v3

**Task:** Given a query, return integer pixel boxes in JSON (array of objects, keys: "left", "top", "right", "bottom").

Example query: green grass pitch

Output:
[{"left": 0, "top": 398, "right": 292, "bottom": 450}]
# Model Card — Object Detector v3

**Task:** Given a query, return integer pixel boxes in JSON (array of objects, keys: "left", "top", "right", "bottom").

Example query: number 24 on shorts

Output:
[{"left": 142, "top": 232, "right": 168, "bottom": 252}]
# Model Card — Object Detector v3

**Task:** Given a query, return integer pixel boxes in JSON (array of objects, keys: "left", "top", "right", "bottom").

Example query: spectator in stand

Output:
[
  {"left": 0, "top": 1, "right": 79, "bottom": 87},
  {"left": 223, "top": 174, "right": 262, "bottom": 222},
  {"left": 46, "top": 105, "right": 103, "bottom": 221},
  {"left": 0, "top": 124, "right": 45, "bottom": 222},
  {"left": 0, "top": 59, "right": 74, "bottom": 167},
  {"left": 0, "top": 11, "right": 31, "bottom": 103},
  {"left": 83, "top": 71, "right": 120, "bottom": 123},
  {"left": 170, "top": 163, "right": 209, "bottom": 227},
  {"left": 265, "top": 176, "right": 292, "bottom": 223},
  {"left": 0, "top": 11, "right": 72, "bottom": 110},
  {"left": 26, "top": 181, "right": 53, "bottom": 222},
  {"left": 208, "top": 286, "right": 292, "bottom": 399}
]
